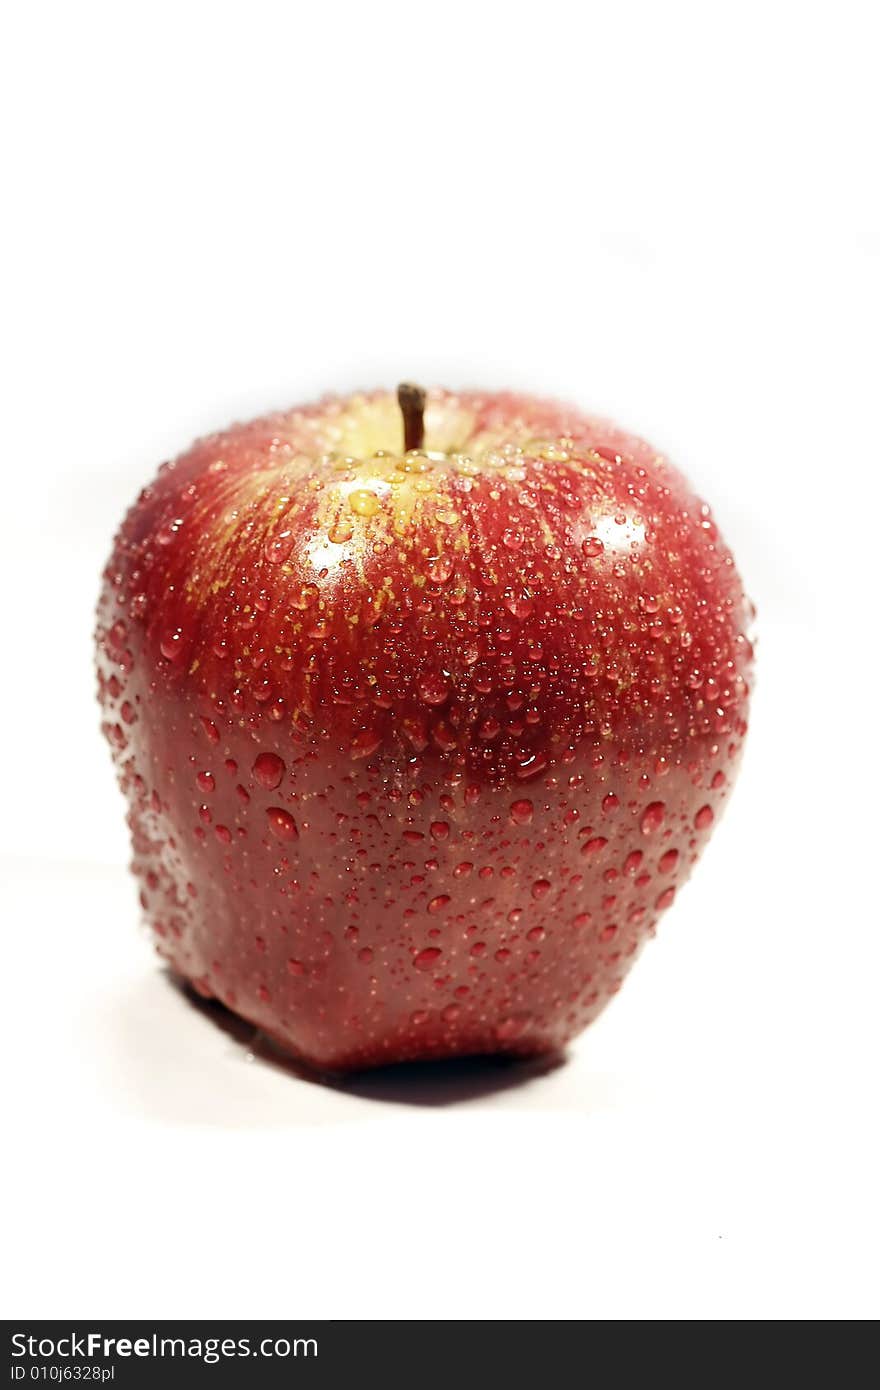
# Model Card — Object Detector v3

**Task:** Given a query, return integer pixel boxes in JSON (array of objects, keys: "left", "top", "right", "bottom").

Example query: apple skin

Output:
[{"left": 96, "top": 389, "right": 753, "bottom": 1071}]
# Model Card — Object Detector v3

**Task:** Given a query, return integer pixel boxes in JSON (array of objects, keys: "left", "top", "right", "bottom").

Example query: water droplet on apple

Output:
[
  {"left": 418, "top": 672, "right": 450, "bottom": 706},
  {"left": 400, "top": 716, "right": 428, "bottom": 751},
  {"left": 505, "top": 593, "right": 534, "bottom": 620},
  {"left": 426, "top": 555, "right": 454, "bottom": 584},
  {"left": 348, "top": 489, "right": 379, "bottom": 517},
  {"left": 159, "top": 627, "right": 186, "bottom": 661},
  {"left": 414, "top": 947, "right": 442, "bottom": 970},
  {"left": 509, "top": 798, "right": 534, "bottom": 826},
  {"left": 641, "top": 801, "right": 666, "bottom": 835},
  {"left": 253, "top": 752, "right": 286, "bottom": 789},
  {"left": 264, "top": 530, "right": 295, "bottom": 564},
  {"left": 695, "top": 804, "right": 714, "bottom": 829},
  {"left": 156, "top": 518, "right": 183, "bottom": 546},
  {"left": 516, "top": 752, "right": 547, "bottom": 780},
  {"left": 495, "top": 1013, "right": 531, "bottom": 1041},
  {"left": 267, "top": 807, "right": 298, "bottom": 841},
  {"left": 351, "top": 730, "right": 381, "bottom": 760}
]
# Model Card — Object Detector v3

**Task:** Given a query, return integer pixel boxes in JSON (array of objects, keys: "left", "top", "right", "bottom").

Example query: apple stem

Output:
[{"left": 398, "top": 382, "right": 426, "bottom": 452}]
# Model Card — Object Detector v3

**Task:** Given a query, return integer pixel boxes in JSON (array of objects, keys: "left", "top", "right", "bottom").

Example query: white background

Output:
[{"left": 2, "top": 1, "right": 878, "bottom": 1320}]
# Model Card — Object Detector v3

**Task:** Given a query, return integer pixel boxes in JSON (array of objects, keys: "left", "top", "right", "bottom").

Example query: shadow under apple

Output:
[
  {"left": 101, "top": 967, "right": 638, "bottom": 1129},
  {"left": 177, "top": 977, "right": 568, "bottom": 1107}
]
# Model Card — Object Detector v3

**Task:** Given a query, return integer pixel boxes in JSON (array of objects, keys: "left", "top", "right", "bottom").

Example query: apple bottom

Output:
[
  {"left": 176, "top": 968, "right": 570, "bottom": 1074},
  {"left": 123, "top": 706, "right": 728, "bottom": 1071},
  {"left": 137, "top": 795, "right": 620, "bottom": 1074}
]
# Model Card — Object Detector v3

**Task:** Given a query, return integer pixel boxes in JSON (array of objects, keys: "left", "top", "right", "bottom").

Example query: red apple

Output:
[{"left": 96, "top": 386, "right": 753, "bottom": 1070}]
